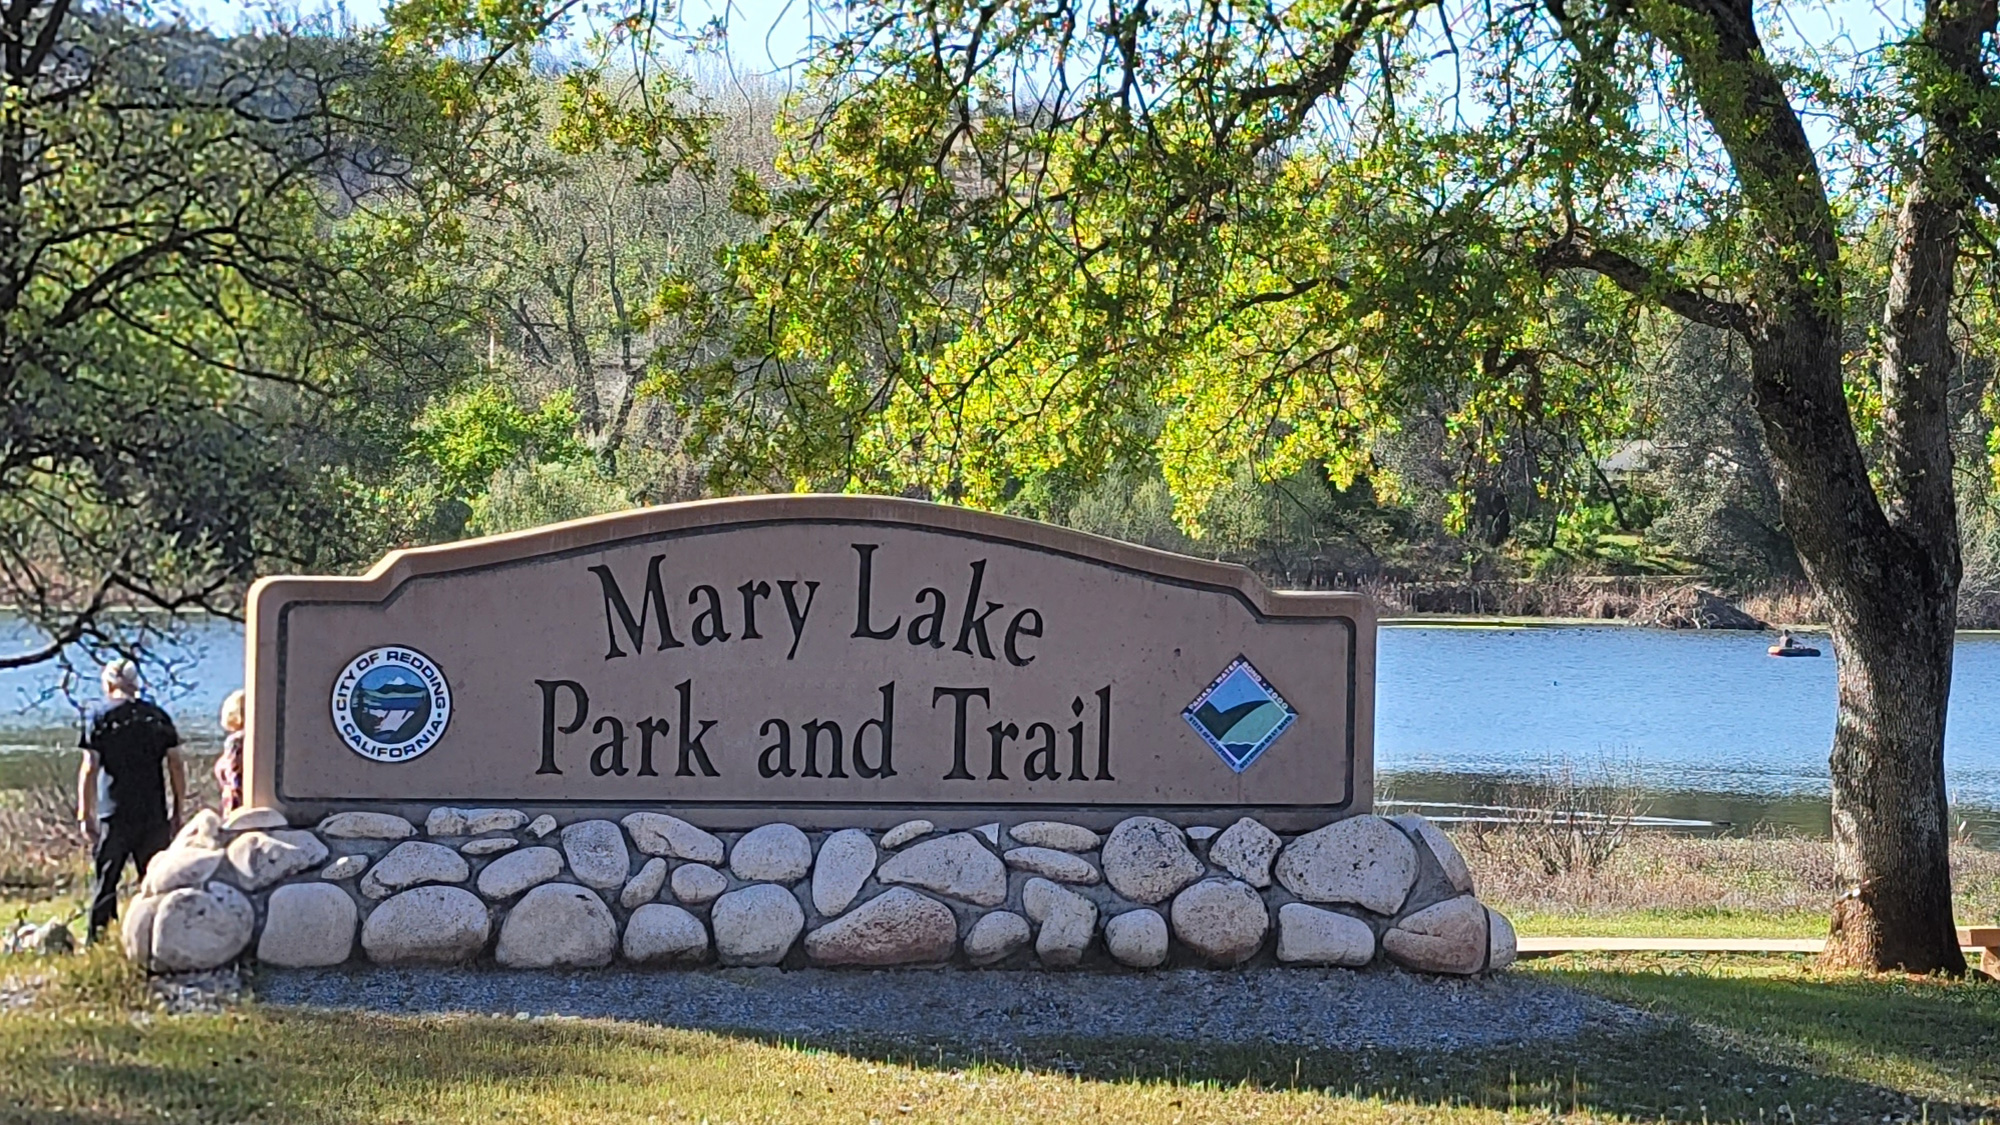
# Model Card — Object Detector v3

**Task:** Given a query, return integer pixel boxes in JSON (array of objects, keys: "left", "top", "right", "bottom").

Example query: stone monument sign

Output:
[{"left": 246, "top": 495, "right": 1374, "bottom": 828}]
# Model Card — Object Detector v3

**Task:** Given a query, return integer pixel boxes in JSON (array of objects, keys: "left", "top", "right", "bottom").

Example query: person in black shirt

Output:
[{"left": 75, "top": 659, "right": 187, "bottom": 942}]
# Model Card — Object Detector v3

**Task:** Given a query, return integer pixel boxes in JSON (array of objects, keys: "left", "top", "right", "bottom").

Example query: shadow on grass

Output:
[{"left": 3, "top": 964, "right": 1994, "bottom": 1124}]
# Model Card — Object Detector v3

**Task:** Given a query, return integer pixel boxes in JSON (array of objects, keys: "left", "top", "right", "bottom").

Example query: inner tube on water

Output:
[{"left": 1768, "top": 645, "right": 1821, "bottom": 657}]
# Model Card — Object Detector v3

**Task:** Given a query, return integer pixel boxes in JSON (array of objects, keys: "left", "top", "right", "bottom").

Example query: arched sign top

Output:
[{"left": 245, "top": 494, "right": 1375, "bottom": 830}]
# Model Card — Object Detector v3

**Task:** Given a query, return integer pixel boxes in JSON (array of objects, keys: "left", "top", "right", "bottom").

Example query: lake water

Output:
[{"left": 6, "top": 615, "right": 1998, "bottom": 838}]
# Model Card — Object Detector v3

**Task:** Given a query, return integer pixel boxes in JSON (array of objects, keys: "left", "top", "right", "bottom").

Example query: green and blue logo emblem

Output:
[{"left": 1183, "top": 656, "right": 1295, "bottom": 773}]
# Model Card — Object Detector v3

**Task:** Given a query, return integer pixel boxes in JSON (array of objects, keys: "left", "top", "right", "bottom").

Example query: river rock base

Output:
[{"left": 121, "top": 809, "right": 1517, "bottom": 976}]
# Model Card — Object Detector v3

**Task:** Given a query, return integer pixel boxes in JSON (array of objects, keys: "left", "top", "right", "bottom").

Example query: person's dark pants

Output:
[{"left": 89, "top": 817, "right": 172, "bottom": 940}]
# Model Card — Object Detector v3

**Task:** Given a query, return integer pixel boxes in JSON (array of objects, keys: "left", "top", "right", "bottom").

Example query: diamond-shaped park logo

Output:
[{"left": 1182, "top": 656, "right": 1296, "bottom": 774}]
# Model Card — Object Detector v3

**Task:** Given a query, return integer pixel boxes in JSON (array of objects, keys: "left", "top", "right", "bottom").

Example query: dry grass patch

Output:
[{"left": 1465, "top": 827, "right": 2000, "bottom": 937}]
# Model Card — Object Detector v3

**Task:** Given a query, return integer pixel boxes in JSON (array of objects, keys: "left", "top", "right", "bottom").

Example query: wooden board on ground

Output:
[{"left": 1521, "top": 930, "right": 1998, "bottom": 976}]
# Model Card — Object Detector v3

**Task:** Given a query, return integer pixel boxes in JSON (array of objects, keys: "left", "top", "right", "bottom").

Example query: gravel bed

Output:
[{"left": 257, "top": 966, "right": 1643, "bottom": 1052}]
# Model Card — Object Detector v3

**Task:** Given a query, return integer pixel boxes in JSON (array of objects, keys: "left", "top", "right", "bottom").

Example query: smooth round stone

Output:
[
  {"left": 1007, "top": 821, "right": 1100, "bottom": 852},
  {"left": 258, "top": 883, "right": 357, "bottom": 967},
  {"left": 225, "top": 829, "right": 328, "bottom": 891},
  {"left": 139, "top": 845, "right": 222, "bottom": 897},
  {"left": 361, "top": 885, "right": 490, "bottom": 964},
  {"left": 1382, "top": 895, "right": 1489, "bottom": 975},
  {"left": 1169, "top": 878, "right": 1268, "bottom": 965},
  {"left": 880, "top": 819, "right": 933, "bottom": 849},
  {"left": 496, "top": 883, "right": 617, "bottom": 968},
  {"left": 1394, "top": 814, "right": 1476, "bottom": 894},
  {"left": 811, "top": 829, "right": 876, "bottom": 916},
  {"left": 1104, "top": 909, "right": 1168, "bottom": 968},
  {"left": 122, "top": 893, "right": 161, "bottom": 966},
  {"left": 1022, "top": 877, "right": 1096, "bottom": 968},
  {"left": 1274, "top": 815, "right": 1418, "bottom": 915},
  {"left": 1208, "top": 818, "right": 1282, "bottom": 889},
  {"left": 620, "top": 858, "right": 670, "bottom": 909},
  {"left": 222, "top": 806, "right": 287, "bottom": 831},
  {"left": 1487, "top": 907, "right": 1518, "bottom": 970},
  {"left": 1276, "top": 903, "right": 1376, "bottom": 967},
  {"left": 151, "top": 881, "right": 255, "bottom": 971},
  {"left": 876, "top": 833, "right": 1007, "bottom": 906},
  {"left": 1101, "top": 817, "right": 1203, "bottom": 905},
  {"left": 461, "top": 838, "right": 520, "bottom": 857},
  {"left": 426, "top": 807, "right": 529, "bottom": 837},
  {"left": 730, "top": 823, "right": 813, "bottom": 884},
  {"left": 710, "top": 884, "right": 805, "bottom": 966},
  {"left": 174, "top": 809, "right": 224, "bottom": 850},
  {"left": 622, "top": 812, "right": 724, "bottom": 863},
  {"left": 624, "top": 904, "right": 709, "bottom": 964},
  {"left": 476, "top": 846, "right": 565, "bottom": 900},
  {"left": 319, "top": 855, "right": 367, "bottom": 881},
  {"left": 670, "top": 863, "right": 728, "bottom": 905},
  {"left": 361, "top": 841, "right": 469, "bottom": 899},
  {"left": 561, "top": 819, "right": 631, "bottom": 890},
  {"left": 804, "top": 887, "right": 957, "bottom": 966},
  {"left": 1003, "top": 846, "right": 1100, "bottom": 885},
  {"left": 318, "top": 812, "right": 416, "bottom": 840},
  {"left": 526, "top": 814, "right": 558, "bottom": 838},
  {"left": 963, "top": 911, "right": 1031, "bottom": 965}
]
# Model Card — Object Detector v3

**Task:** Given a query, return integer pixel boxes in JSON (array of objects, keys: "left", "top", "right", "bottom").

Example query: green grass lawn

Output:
[{"left": 1, "top": 945, "right": 1996, "bottom": 1124}]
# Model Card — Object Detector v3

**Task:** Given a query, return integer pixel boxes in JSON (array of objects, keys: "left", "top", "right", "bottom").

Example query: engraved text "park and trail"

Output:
[{"left": 530, "top": 543, "right": 1114, "bottom": 785}]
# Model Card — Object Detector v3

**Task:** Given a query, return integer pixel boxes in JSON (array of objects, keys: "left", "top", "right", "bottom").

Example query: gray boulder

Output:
[
  {"left": 710, "top": 884, "right": 805, "bottom": 966},
  {"left": 361, "top": 841, "right": 469, "bottom": 899},
  {"left": 1273, "top": 815, "right": 1417, "bottom": 915},
  {"left": 1275, "top": 903, "right": 1375, "bottom": 967},
  {"left": 1101, "top": 817, "right": 1202, "bottom": 905},
  {"left": 361, "top": 886, "right": 490, "bottom": 964},
  {"left": 623, "top": 904, "right": 710, "bottom": 964},
  {"left": 151, "top": 881, "right": 255, "bottom": 971},
  {"left": 495, "top": 883, "right": 618, "bottom": 968},
  {"left": 963, "top": 911, "right": 1031, "bottom": 965},
  {"left": 258, "top": 883, "right": 358, "bottom": 967},
  {"left": 804, "top": 887, "right": 957, "bottom": 966},
  {"left": 1169, "top": 878, "right": 1268, "bottom": 965},
  {"left": 560, "top": 819, "right": 631, "bottom": 890},
  {"left": 1103, "top": 909, "right": 1168, "bottom": 968},
  {"left": 810, "top": 829, "right": 876, "bottom": 916},
  {"left": 476, "top": 846, "right": 566, "bottom": 900},
  {"left": 877, "top": 833, "right": 1007, "bottom": 906},
  {"left": 1382, "top": 895, "right": 1489, "bottom": 975},
  {"left": 225, "top": 829, "right": 328, "bottom": 891},
  {"left": 730, "top": 823, "right": 813, "bottom": 884}
]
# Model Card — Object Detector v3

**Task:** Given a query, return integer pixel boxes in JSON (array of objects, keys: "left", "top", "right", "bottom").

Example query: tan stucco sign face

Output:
[{"left": 245, "top": 496, "right": 1375, "bottom": 829}]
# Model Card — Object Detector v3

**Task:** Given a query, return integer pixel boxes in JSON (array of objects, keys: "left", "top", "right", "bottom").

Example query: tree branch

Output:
[{"left": 1537, "top": 234, "right": 1751, "bottom": 335}]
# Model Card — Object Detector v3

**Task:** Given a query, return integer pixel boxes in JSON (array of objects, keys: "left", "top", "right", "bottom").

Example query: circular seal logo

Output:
[{"left": 330, "top": 646, "right": 451, "bottom": 762}]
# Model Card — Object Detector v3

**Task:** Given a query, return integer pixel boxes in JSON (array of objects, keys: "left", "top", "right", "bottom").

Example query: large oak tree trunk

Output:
[
  {"left": 1747, "top": 338, "right": 1966, "bottom": 973},
  {"left": 1822, "top": 584, "right": 1961, "bottom": 971},
  {"left": 1743, "top": 183, "right": 1969, "bottom": 976}
]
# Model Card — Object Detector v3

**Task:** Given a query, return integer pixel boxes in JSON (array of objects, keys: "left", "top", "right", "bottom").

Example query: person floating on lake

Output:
[
  {"left": 75, "top": 659, "right": 186, "bottom": 944},
  {"left": 213, "top": 689, "right": 245, "bottom": 816}
]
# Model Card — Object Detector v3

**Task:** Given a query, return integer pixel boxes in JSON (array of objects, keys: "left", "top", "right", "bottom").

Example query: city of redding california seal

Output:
[{"left": 330, "top": 646, "right": 451, "bottom": 762}]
